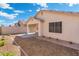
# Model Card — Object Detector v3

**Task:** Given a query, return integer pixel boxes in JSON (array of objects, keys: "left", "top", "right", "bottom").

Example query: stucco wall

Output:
[
  {"left": 1, "top": 26, "right": 27, "bottom": 34},
  {"left": 36, "top": 11, "right": 79, "bottom": 44}
]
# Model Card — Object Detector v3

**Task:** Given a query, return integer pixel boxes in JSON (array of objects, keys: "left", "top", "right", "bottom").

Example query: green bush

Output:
[
  {"left": 0, "top": 40, "right": 4, "bottom": 47},
  {"left": 1, "top": 38, "right": 5, "bottom": 41},
  {"left": 0, "top": 52, "right": 15, "bottom": 56}
]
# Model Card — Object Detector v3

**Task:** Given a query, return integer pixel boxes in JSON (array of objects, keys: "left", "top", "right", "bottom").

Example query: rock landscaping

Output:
[{"left": 0, "top": 36, "right": 20, "bottom": 56}]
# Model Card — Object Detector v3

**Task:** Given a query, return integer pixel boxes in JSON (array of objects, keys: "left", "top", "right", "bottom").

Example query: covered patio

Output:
[
  {"left": 28, "top": 24, "right": 38, "bottom": 34},
  {"left": 26, "top": 17, "right": 44, "bottom": 36}
]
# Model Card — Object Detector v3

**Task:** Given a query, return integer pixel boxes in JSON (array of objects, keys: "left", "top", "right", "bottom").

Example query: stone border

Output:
[{"left": 12, "top": 38, "right": 28, "bottom": 56}]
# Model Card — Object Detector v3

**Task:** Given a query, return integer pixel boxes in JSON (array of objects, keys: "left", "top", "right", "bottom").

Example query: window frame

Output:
[{"left": 49, "top": 21, "right": 62, "bottom": 33}]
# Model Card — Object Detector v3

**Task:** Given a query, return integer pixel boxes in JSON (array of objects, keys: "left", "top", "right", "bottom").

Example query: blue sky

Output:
[{"left": 0, "top": 3, "right": 79, "bottom": 26}]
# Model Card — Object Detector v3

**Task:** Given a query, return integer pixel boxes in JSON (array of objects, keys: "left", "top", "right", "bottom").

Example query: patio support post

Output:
[
  {"left": 27, "top": 24, "right": 29, "bottom": 34},
  {"left": 38, "top": 21, "right": 43, "bottom": 36}
]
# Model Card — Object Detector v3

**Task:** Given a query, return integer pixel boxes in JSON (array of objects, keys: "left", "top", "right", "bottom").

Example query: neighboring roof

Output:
[{"left": 35, "top": 10, "right": 79, "bottom": 17}]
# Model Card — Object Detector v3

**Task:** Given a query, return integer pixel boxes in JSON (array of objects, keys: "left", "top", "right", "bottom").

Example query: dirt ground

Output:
[{"left": 14, "top": 36, "right": 79, "bottom": 56}]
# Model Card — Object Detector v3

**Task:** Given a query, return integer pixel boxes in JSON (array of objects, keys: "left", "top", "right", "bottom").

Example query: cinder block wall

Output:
[{"left": 1, "top": 26, "right": 27, "bottom": 35}]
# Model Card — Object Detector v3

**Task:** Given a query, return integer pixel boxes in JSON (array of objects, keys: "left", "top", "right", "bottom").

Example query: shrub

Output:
[
  {"left": 1, "top": 38, "right": 5, "bottom": 41},
  {"left": 0, "top": 52, "right": 15, "bottom": 56},
  {"left": 0, "top": 40, "right": 4, "bottom": 47}
]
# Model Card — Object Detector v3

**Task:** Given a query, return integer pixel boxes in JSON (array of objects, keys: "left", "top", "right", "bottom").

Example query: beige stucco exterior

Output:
[{"left": 27, "top": 10, "right": 79, "bottom": 44}]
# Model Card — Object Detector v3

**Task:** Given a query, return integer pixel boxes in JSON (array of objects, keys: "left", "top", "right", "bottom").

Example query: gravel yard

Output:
[
  {"left": 0, "top": 35, "right": 20, "bottom": 56},
  {"left": 14, "top": 36, "right": 79, "bottom": 56}
]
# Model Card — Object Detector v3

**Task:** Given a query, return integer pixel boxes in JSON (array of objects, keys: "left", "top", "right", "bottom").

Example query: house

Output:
[{"left": 27, "top": 10, "right": 79, "bottom": 44}]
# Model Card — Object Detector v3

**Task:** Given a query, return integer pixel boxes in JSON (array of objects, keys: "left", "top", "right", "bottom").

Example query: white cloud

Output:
[
  {"left": 0, "top": 3, "right": 13, "bottom": 9},
  {"left": 14, "top": 10, "right": 24, "bottom": 13},
  {"left": 41, "top": 8, "right": 48, "bottom": 10},
  {"left": 0, "top": 11, "right": 18, "bottom": 19},
  {"left": 59, "top": 3, "right": 78, "bottom": 7},
  {"left": 28, "top": 10, "right": 32, "bottom": 12},
  {"left": 36, "top": 3, "right": 48, "bottom": 8},
  {"left": 67, "top": 3, "right": 78, "bottom": 7},
  {"left": 34, "top": 3, "right": 48, "bottom": 12},
  {"left": 36, "top": 7, "right": 48, "bottom": 12},
  {"left": 36, "top": 8, "right": 41, "bottom": 12},
  {"left": 25, "top": 10, "right": 32, "bottom": 12}
]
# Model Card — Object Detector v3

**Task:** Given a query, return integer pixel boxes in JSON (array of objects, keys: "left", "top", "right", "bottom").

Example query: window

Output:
[
  {"left": 49, "top": 22, "right": 62, "bottom": 33},
  {"left": 49, "top": 22, "right": 54, "bottom": 32}
]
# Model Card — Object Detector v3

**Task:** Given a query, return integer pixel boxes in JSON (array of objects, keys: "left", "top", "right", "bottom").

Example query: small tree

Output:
[{"left": 0, "top": 24, "right": 4, "bottom": 35}]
